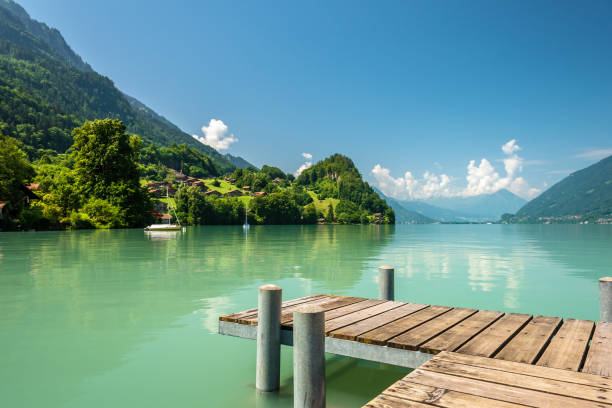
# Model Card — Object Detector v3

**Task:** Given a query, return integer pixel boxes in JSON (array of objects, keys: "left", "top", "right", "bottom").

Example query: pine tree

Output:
[{"left": 327, "top": 203, "right": 334, "bottom": 222}]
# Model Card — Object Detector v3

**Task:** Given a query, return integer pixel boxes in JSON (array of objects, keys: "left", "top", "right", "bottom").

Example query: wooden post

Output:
[
  {"left": 293, "top": 305, "right": 325, "bottom": 408},
  {"left": 256, "top": 284, "right": 282, "bottom": 392},
  {"left": 600, "top": 277, "right": 612, "bottom": 322},
  {"left": 378, "top": 266, "right": 394, "bottom": 301}
]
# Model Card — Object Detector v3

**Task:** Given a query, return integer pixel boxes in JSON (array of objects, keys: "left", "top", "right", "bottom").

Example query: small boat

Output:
[{"left": 145, "top": 186, "right": 183, "bottom": 232}]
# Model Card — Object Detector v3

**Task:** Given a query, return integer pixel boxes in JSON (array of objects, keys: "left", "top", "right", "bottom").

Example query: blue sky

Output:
[{"left": 17, "top": 0, "right": 612, "bottom": 199}]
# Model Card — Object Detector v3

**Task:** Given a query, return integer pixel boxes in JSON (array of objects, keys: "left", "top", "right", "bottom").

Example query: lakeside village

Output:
[{"left": 145, "top": 170, "right": 386, "bottom": 225}]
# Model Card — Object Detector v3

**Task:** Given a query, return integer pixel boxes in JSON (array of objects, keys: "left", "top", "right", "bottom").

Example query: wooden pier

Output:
[{"left": 218, "top": 276, "right": 612, "bottom": 407}]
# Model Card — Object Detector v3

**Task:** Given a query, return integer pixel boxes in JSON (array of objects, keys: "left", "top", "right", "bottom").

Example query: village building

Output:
[
  {"left": 205, "top": 190, "right": 222, "bottom": 197},
  {"left": 192, "top": 181, "right": 207, "bottom": 191},
  {"left": 318, "top": 218, "right": 326, "bottom": 224},
  {"left": 242, "top": 185, "right": 251, "bottom": 191},
  {"left": 254, "top": 191, "right": 267, "bottom": 197},
  {"left": 226, "top": 190, "right": 243, "bottom": 197},
  {"left": 0, "top": 201, "right": 7, "bottom": 220},
  {"left": 272, "top": 178, "right": 282, "bottom": 184}
]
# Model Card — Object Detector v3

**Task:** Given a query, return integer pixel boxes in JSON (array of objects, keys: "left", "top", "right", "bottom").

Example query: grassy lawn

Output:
[
  {"left": 203, "top": 178, "right": 237, "bottom": 194},
  {"left": 308, "top": 191, "right": 339, "bottom": 214}
]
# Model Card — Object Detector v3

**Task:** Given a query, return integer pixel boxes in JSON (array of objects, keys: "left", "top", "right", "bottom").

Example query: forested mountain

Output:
[
  {"left": 514, "top": 155, "right": 612, "bottom": 220},
  {"left": 0, "top": 0, "right": 253, "bottom": 172},
  {"left": 297, "top": 154, "right": 394, "bottom": 223}
]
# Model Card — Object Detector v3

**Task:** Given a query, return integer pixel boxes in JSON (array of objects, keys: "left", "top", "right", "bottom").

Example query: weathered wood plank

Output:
[
  {"left": 241, "top": 295, "right": 362, "bottom": 325},
  {"left": 436, "top": 351, "right": 612, "bottom": 389},
  {"left": 324, "top": 301, "right": 406, "bottom": 334},
  {"left": 219, "top": 294, "right": 327, "bottom": 322},
  {"left": 388, "top": 308, "right": 478, "bottom": 351},
  {"left": 582, "top": 322, "right": 612, "bottom": 377},
  {"left": 357, "top": 306, "right": 451, "bottom": 346},
  {"left": 408, "top": 367, "right": 608, "bottom": 408},
  {"left": 419, "top": 310, "right": 504, "bottom": 354},
  {"left": 329, "top": 303, "right": 429, "bottom": 341},
  {"left": 457, "top": 313, "right": 532, "bottom": 357},
  {"left": 420, "top": 358, "right": 612, "bottom": 405},
  {"left": 381, "top": 379, "right": 528, "bottom": 407},
  {"left": 536, "top": 318, "right": 594, "bottom": 371},
  {"left": 494, "top": 315, "right": 562, "bottom": 364},
  {"left": 284, "top": 298, "right": 388, "bottom": 327},
  {"left": 364, "top": 394, "right": 432, "bottom": 407}
]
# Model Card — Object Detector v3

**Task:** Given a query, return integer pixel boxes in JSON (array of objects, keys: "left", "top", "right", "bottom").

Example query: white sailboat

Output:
[{"left": 145, "top": 186, "right": 183, "bottom": 231}]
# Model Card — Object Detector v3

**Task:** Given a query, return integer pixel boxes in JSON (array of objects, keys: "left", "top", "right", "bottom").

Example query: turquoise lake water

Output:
[{"left": 1, "top": 224, "right": 610, "bottom": 407}]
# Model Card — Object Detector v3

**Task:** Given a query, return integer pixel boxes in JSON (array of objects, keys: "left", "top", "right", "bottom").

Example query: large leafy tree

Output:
[
  {"left": 0, "top": 132, "right": 35, "bottom": 220},
  {"left": 72, "top": 119, "right": 152, "bottom": 227}
]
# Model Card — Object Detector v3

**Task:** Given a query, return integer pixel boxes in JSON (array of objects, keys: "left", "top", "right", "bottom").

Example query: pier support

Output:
[
  {"left": 293, "top": 305, "right": 325, "bottom": 408},
  {"left": 378, "top": 266, "right": 394, "bottom": 301},
  {"left": 600, "top": 277, "right": 612, "bottom": 322},
  {"left": 256, "top": 284, "right": 282, "bottom": 392}
]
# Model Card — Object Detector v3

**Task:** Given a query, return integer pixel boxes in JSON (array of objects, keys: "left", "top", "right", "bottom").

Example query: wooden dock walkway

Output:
[
  {"left": 219, "top": 294, "right": 612, "bottom": 376},
  {"left": 364, "top": 351, "right": 612, "bottom": 407}
]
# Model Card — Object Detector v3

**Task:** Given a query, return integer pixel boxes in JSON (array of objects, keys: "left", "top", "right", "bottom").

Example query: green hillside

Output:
[
  {"left": 0, "top": 1, "right": 251, "bottom": 172},
  {"left": 513, "top": 155, "right": 612, "bottom": 221},
  {"left": 296, "top": 154, "right": 394, "bottom": 223}
]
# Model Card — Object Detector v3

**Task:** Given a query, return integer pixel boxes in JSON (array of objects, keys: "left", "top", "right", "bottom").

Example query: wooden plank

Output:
[
  {"left": 364, "top": 394, "right": 432, "bottom": 407},
  {"left": 536, "top": 318, "right": 594, "bottom": 371},
  {"left": 380, "top": 378, "right": 527, "bottom": 407},
  {"left": 329, "top": 303, "right": 429, "bottom": 341},
  {"left": 437, "top": 351, "right": 612, "bottom": 389},
  {"left": 457, "top": 313, "right": 532, "bottom": 357},
  {"left": 283, "top": 298, "right": 387, "bottom": 327},
  {"left": 420, "top": 310, "right": 504, "bottom": 354},
  {"left": 582, "top": 322, "right": 612, "bottom": 377},
  {"left": 388, "top": 308, "right": 478, "bottom": 351},
  {"left": 420, "top": 358, "right": 612, "bottom": 405},
  {"left": 324, "top": 301, "right": 406, "bottom": 334},
  {"left": 240, "top": 295, "right": 366, "bottom": 326},
  {"left": 408, "top": 367, "right": 608, "bottom": 408},
  {"left": 219, "top": 294, "right": 327, "bottom": 322},
  {"left": 494, "top": 315, "right": 562, "bottom": 364},
  {"left": 357, "top": 306, "right": 451, "bottom": 346}
]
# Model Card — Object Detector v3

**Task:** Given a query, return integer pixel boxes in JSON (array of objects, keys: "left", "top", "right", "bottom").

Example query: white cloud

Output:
[
  {"left": 295, "top": 153, "right": 313, "bottom": 177},
  {"left": 192, "top": 119, "right": 238, "bottom": 151},
  {"left": 372, "top": 139, "right": 542, "bottom": 200},
  {"left": 574, "top": 148, "right": 612, "bottom": 160}
]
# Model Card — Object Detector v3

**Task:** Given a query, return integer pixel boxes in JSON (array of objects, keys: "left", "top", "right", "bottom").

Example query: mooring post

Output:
[
  {"left": 293, "top": 305, "right": 325, "bottom": 408},
  {"left": 378, "top": 266, "right": 395, "bottom": 301},
  {"left": 600, "top": 277, "right": 612, "bottom": 322},
  {"left": 256, "top": 284, "right": 282, "bottom": 392}
]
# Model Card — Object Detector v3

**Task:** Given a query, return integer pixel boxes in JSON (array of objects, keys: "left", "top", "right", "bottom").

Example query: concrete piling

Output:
[
  {"left": 378, "top": 266, "right": 395, "bottom": 301},
  {"left": 293, "top": 305, "right": 326, "bottom": 408},
  {"left": 256, "top": 284, "right": 282, "bottom": 392},
  {"left": 600, "top": 277, "right": 612, "bottom": 322}
]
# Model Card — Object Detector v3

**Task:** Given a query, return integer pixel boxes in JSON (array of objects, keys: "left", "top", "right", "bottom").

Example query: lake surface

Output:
[{"left": 1, "top": 224, "right": 610, "bottom": 407}]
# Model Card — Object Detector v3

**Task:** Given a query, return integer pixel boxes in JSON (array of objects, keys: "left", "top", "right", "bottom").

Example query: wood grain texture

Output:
[
  {"left": 329, "top": 303, "right": 429, "bottom": 341},
  {"left": 582, "top": 322, "right": 612, "bottom": 377},
  {"left": 387, "top": 308, "right": 478, "bottom": 351},
  {"left": 420, "top": 310, "right": 504, "bottom": 354},
  {"left": 536, "top": 318, "right": 594, "bottom": 371},
  {"left": 457, "top": 313, "right": 532, "bottom": 357},
  {"left": 357, "top": 306, "right": 451, "bottom": 346},
  {"left": 324, "top": 301, "right": 406, "bottom": 334},
  {"left": 494, "top": 315, "right": 562, "bottom": 364}
]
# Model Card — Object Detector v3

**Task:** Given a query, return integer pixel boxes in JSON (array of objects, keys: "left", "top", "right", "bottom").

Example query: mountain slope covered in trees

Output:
[
  {"left": 0, "top": 0, "right": 253, "bottom": 171},
  {"left": 513, "top": 155, "right": 612, "bottom": 220},
  {"left": 297, "top": 154, "right": 394, "bottom": 223}
]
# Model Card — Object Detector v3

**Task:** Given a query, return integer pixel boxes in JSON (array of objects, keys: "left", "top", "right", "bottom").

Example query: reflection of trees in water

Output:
[
  {"left": 513, "top": 225, "right": 612, "bottom": 281},
  {"left": 0, "top": 226, "right": 394, "bottom": 407}
]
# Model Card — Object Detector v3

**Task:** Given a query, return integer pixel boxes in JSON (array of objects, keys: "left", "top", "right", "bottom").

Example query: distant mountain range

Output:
[
  {"left": 375, "top": 188, "right": 526, "bottom": 223},
  {"left": 0, "top": 0, "right": 254, "bottom": 171},
  {"left": 513, "top": 155, "right": 612, "bottom": 221}
]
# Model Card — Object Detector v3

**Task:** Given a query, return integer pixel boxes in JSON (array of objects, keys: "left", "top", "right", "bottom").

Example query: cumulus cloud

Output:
[
  {"left": 372, "top": 139, "right": 541, "bottom": 200},
  {"left": 295, "top": 153, "right": 313, "bottom": 177},
  {"left": 192, "top": 119, "right": 238, "bottom": 151}
]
